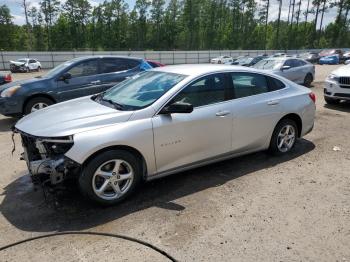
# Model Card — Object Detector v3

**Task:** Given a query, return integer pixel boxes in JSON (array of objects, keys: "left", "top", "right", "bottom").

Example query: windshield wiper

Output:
[{"left": 101, "top": 98, "right": 125, "bottom": 110}]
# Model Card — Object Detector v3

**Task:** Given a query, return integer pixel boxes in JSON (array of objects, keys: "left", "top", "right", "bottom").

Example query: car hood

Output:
[
  {"left": 10, "top": 61, "right": 26, "bottom": 66},
  {"left": 15, "top": 96, "right": 134, "bottom": 137},
  {"left": 331, "top": 65, "right": 350, "bottom": 76}
]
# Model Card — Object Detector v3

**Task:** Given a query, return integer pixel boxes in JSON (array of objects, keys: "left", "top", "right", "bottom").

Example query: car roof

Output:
[
  {"left": 69, "top": 55, "right": 143, "bottom": 62},
  {"left": 152, "top": 64, "right": 257, "bottom": 77}
]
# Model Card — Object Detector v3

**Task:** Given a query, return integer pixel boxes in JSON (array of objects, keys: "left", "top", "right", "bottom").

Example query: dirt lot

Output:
[{"left": 0, "top": 65, "right": 349, "bottom": 261}]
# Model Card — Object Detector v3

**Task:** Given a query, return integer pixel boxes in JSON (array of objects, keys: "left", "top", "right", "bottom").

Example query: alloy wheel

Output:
[
  {"left": 277, "top": 124, "right": 296, "bottom": 153},
  {"left": 92, "top": 159, "right": 134, "bottom": 200},
  {"left": 31, "top": 102, "right": 49, "bottom": 112}
]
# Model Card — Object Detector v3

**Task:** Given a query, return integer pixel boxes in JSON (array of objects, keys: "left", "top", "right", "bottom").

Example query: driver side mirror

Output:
[
  {"left": 160, "top": 101, "right": 193, "bottom": 114},
  {"left": 281, "top": 65, "right": 291, "bottom": 71},
  {"left": 59, "top": 72, "right": 72, "bottom": 82}
]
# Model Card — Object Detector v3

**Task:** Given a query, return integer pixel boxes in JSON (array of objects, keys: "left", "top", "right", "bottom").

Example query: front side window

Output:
[
  {"left": 67, "top": 59, "right": 99, "bottom": 78},
  {"left": 100, "top": 71, "right": 186, "bottom": 110},
  {"left": 231, "top": 72, "right": 269, "bottom": 99},
  {"left": 171, "top": 74, "right": 227, "bottom": 108},
  {"left": 284, "top": 59, "right": 294, "bottom": 68}
]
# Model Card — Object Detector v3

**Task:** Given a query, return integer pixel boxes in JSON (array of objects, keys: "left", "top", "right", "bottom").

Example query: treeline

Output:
[{"left": 0, "top": 0, "right": 349, "bottom": 51}]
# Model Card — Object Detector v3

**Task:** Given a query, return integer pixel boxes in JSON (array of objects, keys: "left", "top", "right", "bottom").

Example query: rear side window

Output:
[
  {"left": 267, "top": 76, "right": 286, "bottom": 91},
  {"left": 230, "top": 72, "right": 269, "bottom": 99},
  {"left": 127, "top": 59, "right": 141, "bottom": 69},
  {"left": 100, "top": 58, "right": 140, "bottom": 73},
  {"left": 29, "top": 59, "right": 36, "bottom": 63}
]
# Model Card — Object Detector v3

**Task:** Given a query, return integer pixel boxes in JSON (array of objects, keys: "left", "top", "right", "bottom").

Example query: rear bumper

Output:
[
  {"left": 324, "top": 80, "right": 350, "bottom": 101},
  {"left": 0, "top": 97, "right": 23, "bottom": 116}
]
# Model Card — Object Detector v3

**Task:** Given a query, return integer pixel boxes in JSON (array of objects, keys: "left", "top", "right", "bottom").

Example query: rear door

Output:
[
  {"left": 56, "top": 58, "right": 102, "bottom": 101},
  {"left": 229, "top": 72, "right": 285, "bottom": 152},
  {"left": 99, "top": 58, "right": 142, "bottom": 92}
]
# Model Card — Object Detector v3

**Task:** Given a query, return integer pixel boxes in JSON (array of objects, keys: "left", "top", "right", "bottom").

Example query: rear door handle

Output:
[
  {"left": 91, "top": 80, "right": 101, "bottom": 85},
  {"left": 267, "top": 100, "right": 279, "bottom": 106},
  {"left": 216, "top": 110, "right": 231, "bottom": 117}
]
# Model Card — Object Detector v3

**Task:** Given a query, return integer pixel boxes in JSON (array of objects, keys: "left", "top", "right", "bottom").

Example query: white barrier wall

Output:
[{"left": 0, "top": 49, "right": 322, "bottom": 70}]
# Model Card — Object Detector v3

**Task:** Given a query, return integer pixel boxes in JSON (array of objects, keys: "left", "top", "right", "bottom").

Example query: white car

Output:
[
  {"left": 15, "top": 64, "right": 316, "bottom": 205},
  {"left": 9, "top": 58, "right": 42, "bottom": 73},
  {"left": 211, "top": 56, "right": 233, "bottom": 64},
  {"left": 324, "top": 64, "right": 350, "bottom": 104}
]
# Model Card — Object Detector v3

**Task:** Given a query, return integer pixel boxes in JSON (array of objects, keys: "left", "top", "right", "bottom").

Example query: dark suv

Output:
[{"left": 0, "top": 56, "right": 152, "bottom": 116}]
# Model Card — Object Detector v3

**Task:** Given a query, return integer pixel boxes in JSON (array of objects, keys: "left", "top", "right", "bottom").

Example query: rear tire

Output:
[
  {"left": 303, "top": 73, "right": 313, "bottom": 87},
  {"left": 24, "top": 97, "right": 54, "bottom": 115},
  {"left": 269, "top": 119, "right": 298, "bottom": 156},
  {"left": 37, "top": 66, "right": 41, "bottom": 72},
  {"left": 325, "top": 97, "right": 340, "bottom": 105},
  {"left": 79, "top": 150, "right": 142, "bottom": 206}
]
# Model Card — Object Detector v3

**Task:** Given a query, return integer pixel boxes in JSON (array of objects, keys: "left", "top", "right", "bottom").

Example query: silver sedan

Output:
[
  {"left": 15, "top": 64, "right": 316, "bottom": 205},
  {"left": 253, "top": 57, "right": 315, "bottom": 87}
]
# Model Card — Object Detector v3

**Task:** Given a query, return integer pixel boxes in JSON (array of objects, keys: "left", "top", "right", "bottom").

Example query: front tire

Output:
[
  {"left": 79, "top": 150, "right": 142, "bottom": 206},
  {"left": 269, "top": 119, "right": 298, "bottom": 155},
  {"left": 24, "top": 97, "right": 54, "bottom": 115}
]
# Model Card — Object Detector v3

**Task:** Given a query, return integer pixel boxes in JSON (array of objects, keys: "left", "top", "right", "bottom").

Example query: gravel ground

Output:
[{"left": 0, "top": 64, "right": 349, "bottom": 261}]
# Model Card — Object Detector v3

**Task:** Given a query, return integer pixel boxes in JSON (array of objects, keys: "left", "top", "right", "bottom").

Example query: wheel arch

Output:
[
  {"left": 22, "top": 94, "right": 56, "bottom": 113},
  {"left": 277, "top": 113, "right": 302, "bottom": 138},
  {"left": 82, "top": 145, "right": 148, "bottom": 180}
]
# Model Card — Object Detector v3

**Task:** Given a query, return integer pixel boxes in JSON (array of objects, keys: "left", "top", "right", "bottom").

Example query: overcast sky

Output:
[{"left": 0, "top": 0, "right": 337, "bottom": 28}]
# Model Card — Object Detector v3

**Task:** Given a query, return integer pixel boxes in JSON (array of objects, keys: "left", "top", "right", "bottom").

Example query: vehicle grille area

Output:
[
  {"left": 338, "top": 77, "right": 350, "bottom": 86},
  {"left": 18, "top": 131, "right": 79, "bottom": 185}
]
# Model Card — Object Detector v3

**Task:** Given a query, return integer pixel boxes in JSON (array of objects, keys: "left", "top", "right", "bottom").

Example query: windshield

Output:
[
  {"left": 18, "top": 59, "right": 27, "bottom": 63},
  {"left": 237, "top": 57, "right": 253, "bottom": 64},
  {"left": 253, "top": 59, "right": 282, "bottom": 70},
  {"left": 42, "top": 62, "right": 73, "bottom": 78},
  {"left": 100, "top": 71, "right": 187, "bottom": 110}
]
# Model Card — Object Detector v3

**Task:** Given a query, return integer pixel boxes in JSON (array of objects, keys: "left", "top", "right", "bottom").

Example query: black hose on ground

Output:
[{"left": 0, "top": 231, "right": 178, "bottom": 262}]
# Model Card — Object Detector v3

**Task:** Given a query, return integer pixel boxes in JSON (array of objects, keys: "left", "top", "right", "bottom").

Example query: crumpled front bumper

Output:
[{"left": 18, "top": 130, "right": 81, "bottom": 185}]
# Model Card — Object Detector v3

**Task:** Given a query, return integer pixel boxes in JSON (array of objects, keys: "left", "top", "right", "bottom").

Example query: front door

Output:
[
  {"left": 152, "top": 73, "right": 234, "bottom": 174},
  {"left": 56, "top": 58, "right": 102, "bottom": 102}
]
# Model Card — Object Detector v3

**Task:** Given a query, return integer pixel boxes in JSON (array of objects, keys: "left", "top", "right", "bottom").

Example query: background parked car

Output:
[
  {"left": 319, "top": 49, "right": 344, "bottom": 63},
  {"left": 146, "top": 60, "right": 165, "bottom": 67},
  {"left": 319, "top": 54, "right": 340, "bottom": 65},
  {"left": 0, "top": 72, "right": 11, "bottom": 85},
  {"left": 253, "top": 57, "right": 315, "bottom": 87},
  {"left": 211, "top": 55, "right": 233, "bottom": 64},
  {"left": 298, "top": 52, "right": 320, "bottom": 64},
  {"left": 0, "top": 56, "right": 152, "bottom": 116},
  {"left": 9, "top": 58, "right": 42, "bottom": 73},
  {"left": 231, "top": 55, "right": 267, "bottom": 67},
  {"left": 324, "top": 64, "right": 350, "bottom": 104}
]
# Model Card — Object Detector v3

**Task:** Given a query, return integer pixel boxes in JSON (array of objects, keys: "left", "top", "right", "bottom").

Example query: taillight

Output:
[
  {"left": 309, "top": 92, "right": 316, "bottom": 103},
  {"left": 4, "top": 74, "right": 12, "bottom": 83}
]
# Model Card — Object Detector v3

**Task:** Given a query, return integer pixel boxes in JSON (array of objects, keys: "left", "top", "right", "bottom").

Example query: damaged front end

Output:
[{"left": 17, "top": 130, "right": 81, "bottom": 186}]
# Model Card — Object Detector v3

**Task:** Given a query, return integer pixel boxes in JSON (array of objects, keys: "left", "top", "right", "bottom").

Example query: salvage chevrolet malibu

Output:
[{"left": 15, "top": 64, "right": 316, "bottom": 205}]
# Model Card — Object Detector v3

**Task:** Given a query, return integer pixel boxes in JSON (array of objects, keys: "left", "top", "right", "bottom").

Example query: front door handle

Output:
[
  {"left": 216, "top": 110, "right": 231, "bottom": 117},
  {"left": 91, "top": 80, "right": 101, "bottom": 85},
  {"left": 267, "top": 100, "right": 279, "bottom": 106}
]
